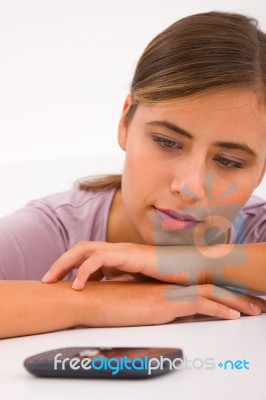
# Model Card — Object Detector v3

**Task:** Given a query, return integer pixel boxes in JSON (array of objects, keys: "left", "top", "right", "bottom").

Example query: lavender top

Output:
[{"left": 0, "top": 186, "right": 265, "bottom": 280}]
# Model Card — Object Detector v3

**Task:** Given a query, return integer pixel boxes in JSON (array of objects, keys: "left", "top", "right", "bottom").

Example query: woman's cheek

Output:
[
  {"left": 128, "top": 151, "right": 158, "bottom": 185},
  {"left": 215, "top": 173, "right": 254, "bottom": 205}
]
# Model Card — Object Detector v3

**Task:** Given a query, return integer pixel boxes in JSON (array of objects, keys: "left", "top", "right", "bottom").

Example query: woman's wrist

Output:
[
  {"left": 154, "top": 243, "right": 247, "bottom": 288},
  {"left": 52, "top": 280, "right": 87, "bottom": 327}
]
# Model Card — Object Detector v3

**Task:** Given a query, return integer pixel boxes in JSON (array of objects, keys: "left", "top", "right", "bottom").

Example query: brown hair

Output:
[{"left": 75, "top": 10, "right": 266, "bottom": 192}]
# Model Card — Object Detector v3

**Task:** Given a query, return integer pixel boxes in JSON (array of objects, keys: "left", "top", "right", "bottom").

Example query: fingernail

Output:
[
  {"left": 249, "top": 303, "right": 261, "bottom": 314},
  {"left": 41, "top": 271, "right": 51, "bottom": 282},
  {"left": 229, "top": 309, "right": 240, "bottom": 319},
  {"left": 72, "top": 278, "right": 79, "bottom": 289}
]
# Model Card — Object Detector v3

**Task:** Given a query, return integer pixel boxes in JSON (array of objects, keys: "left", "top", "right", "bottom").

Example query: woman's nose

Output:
[{"left": 169, "top": 159, "right": 209, "bottom": 202}]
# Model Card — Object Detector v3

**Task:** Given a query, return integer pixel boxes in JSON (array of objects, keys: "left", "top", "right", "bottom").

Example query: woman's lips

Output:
[{"left": 155, "top": 208, "right": 201, "bottom": 231}]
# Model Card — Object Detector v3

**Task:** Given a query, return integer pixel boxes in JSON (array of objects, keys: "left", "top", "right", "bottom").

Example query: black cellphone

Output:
[{"left": 24, "top": 346, "right": 184, "bottom": 379}]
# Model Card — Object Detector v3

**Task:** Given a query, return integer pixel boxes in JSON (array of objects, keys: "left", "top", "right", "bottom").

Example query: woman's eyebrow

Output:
[
  {"left": 146, "top": 120, "right": 258, "bottom": 158},
  {"left": 212, "top": 141, "right": 258, "bottom": 158},
  {"left": 146, "top": 120, "right": 193, "bottom": 139}
]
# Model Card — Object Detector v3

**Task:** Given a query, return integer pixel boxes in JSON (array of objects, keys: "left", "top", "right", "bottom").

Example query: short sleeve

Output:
[
  {"left": 252, "top": 206, "right": 266, "bottom": 242},
  {"left": 241, "top": 196, "right": 266, "bottom": 243},
  {"left": 229, "top": 196, "right": 266, "bottom": 244},
  {"left": 0, "top": 200, "right": 75, "bottom": 280}
]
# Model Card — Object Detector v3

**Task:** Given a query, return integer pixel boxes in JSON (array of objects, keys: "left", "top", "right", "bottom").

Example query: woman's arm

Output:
[
  {"left": 155, "top": 242, "right": 266, "bottom": 293},
  {"left": 143, "top": 241, "right": 266, "bottom": 293},
  {"left": 42, "top": 241, "right": 266, "bottom": 294},
  {"left": 1, "top": 280, "right": 266, "bottom": 339},
  {"left": 214, "top": 242, "right": 266, "bottom": 293},
  {"left": 0, "top": 280, "right": 82, "bottom": 339}
]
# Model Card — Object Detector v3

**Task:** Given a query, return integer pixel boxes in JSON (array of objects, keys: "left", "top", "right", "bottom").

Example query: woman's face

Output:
[{"left": 117, "top": 88, "right": 266, "bottom": 246}]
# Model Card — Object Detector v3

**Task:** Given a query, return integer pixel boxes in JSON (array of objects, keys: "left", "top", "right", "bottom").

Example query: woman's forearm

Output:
[
  {"left": 222, "top": 242, "right": 266, "bottom": 293},
  {"left": 0, "top": 280, "right": 83, "bottom": 339},
  {"left": 0, "top": 280, "right": 168, "bottom": 339},
  {"left": 154, "top": 242, "right": 266, "bottom": 293},
  {"left": 1, "top": 280, "right": 266, "bottom": 340}
]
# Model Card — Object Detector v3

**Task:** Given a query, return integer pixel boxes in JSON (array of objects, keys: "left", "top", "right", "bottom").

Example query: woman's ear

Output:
[{"left": 118, "top": 94, "right": 135, "bottom": 151}]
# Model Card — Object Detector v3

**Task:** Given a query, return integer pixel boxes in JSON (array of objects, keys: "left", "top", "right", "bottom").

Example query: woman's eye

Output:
[
  {"left": 216, "top": 157, "right": 245, "bottom": 169},
  {"left": 152, "top": 136, "right": 181, "bottom": 150}
]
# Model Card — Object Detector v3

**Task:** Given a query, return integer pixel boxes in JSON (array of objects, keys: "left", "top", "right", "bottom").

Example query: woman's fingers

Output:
[
  {"left": 164, "top": 285, "right": 240, "bottom": 320},
  {"left": 71, "top": 250, "right": 132, "bottom": 289},
  {"left": 41, "top": 241, "right": 107, "bottom": 282},
  {"left": 41, "top": 241, "right": 134, "bottom": 283},
  {"left": 166, "top": 284, "right": 265, "bottom": 319},
  {"left": 198, "top": 284, "right": 266, "bottom": 316},
  {"left": 71, "top": 252, "right": 104, "bottom": 289},
  {"left": 173, "top": 295, "right": 241, "bottom": 320},
  {"left": 43, "top": 244, "right": 144, "bottom": 289}
]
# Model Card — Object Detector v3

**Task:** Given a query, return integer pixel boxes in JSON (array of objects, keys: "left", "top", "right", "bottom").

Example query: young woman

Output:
[{"left": 0, "top": 11, "right": 266, "bottom": 339}]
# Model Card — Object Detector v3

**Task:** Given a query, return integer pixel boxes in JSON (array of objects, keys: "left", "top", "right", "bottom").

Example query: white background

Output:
[{"left": 0, "top": 0, "right": 265, "bottom": 216}]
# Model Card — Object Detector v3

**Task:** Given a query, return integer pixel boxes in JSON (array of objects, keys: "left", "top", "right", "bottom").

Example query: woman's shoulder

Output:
[
  {"left": 25, "top": 185, "right": 116, "bottom": 211},
  {"left": 23, "top": 186, "right": 117, "bottom": 245},
  {"left": 242, "top": 194, "right": 266, "bottom": 211}
]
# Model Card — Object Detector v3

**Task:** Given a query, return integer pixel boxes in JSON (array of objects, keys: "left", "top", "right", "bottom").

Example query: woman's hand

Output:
[
  {"left": 78, "top": 281, "right": 266, "bottom": 327},
  {"left": 42, "top": 241, "right": 161, "bottom": 289},
  {"left": 41, "top": 240, "right": 266, "bottom": 294}
]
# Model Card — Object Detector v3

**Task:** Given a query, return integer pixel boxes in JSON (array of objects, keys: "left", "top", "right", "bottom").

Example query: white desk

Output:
[{"left": 0, "top": 307, "right": 265, "bottom": 400}]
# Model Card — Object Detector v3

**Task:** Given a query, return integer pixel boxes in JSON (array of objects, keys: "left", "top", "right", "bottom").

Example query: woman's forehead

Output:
[{"left": 138, "top": 88, "right": 266, "bottom": 113}]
